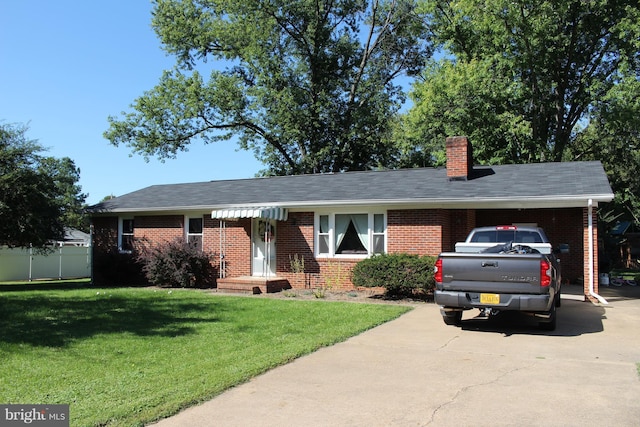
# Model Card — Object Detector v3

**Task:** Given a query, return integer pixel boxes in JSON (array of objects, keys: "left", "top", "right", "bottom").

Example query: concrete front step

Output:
[{"left": 217, "top": 276, "right": 290, "bottom": 294}]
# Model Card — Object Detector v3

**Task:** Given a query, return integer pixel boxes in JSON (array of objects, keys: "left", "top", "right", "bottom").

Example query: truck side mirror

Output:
[{"left": 556, "top": 244, "right": 569, "bottom": 254}]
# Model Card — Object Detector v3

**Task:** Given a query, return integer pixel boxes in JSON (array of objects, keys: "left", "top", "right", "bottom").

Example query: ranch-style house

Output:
[{"left": 90, "top": 136, "right": 614, "bottom": 299}]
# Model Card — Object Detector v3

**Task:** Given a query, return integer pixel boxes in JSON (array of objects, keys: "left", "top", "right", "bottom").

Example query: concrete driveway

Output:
[{"left": 150, "top": 285, "right": 640, "bottom": 426}]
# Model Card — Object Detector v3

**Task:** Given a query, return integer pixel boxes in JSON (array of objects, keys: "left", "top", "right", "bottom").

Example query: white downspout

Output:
[
  {"left": 264, "top": 221, "right": 270, "bottom": 278},
  {"left": 588, "top": 199, "right": 608, "bottom": 304},
  {"left": 219, "top": 220, "right": 226, "bottom": 279}
]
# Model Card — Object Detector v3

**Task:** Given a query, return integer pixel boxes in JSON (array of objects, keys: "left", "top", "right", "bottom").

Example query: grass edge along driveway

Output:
[{"left": 0, "top": 287, "right": 412, "bottom": 426}]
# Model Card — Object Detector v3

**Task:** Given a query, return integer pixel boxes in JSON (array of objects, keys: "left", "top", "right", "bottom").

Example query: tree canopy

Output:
[
  {"left": 396, "top": 0, "right": 640, "bottom": 222},
  {"left": 571, "top": 68, "right": 640, "bottom": 224},
  {"left": 105, "top": 0, "right": 432, "bottom": 175},
  {"left": 0, "top": 123, "right": 87, "bottom": 249},
  {"left": 105, "top": 0, "right": 639, "bottom": 223},
  {"left": 399, "top": 0, "right": 639, "bottom": 166}
]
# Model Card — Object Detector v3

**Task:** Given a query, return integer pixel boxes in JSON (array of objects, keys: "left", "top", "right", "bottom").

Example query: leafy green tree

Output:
[
  {"left": 571, "top": 69, "right": 640, "bottom": 224},
  {"left": 105, "top": 0, "right": 432, "bottom": 174},
  {"left": 401, "top": 0, "right": 639, "bottom": 165},
  {"left": 0, "top": 123, "right": 87, "bottom": 249},
  {"left": 395, "top": 58, "right": 531, "bottom": 167},
  {"left": 39, "top": 156, "right": 89, "bottom": 232}
]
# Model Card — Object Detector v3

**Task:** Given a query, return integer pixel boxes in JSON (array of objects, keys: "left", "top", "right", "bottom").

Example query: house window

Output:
[
  {"left": 121, "top": 219, "right": 134, "bottom": 252},
  {"left": 187, "top": 217, "right": 203, "bottom": 251},
  {"left": 372, "top": 214, "right": 385, "bottom": 254},
  {"left": 318, "top": 215, "right": 330, "bottom": 254},
  {"left": 316, "top": 212, "right": 386, "bottom": 257},
  {"left": 336, "top": 214, "right": 368, "bottom": 254}
]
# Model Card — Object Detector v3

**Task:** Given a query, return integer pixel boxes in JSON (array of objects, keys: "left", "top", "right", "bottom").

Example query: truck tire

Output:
[
  {"left": 539, "top": 304, "right": 557, "bottom": 331},
  {"left": 442, "top": 310, "right": 462, "bottom": 326}
]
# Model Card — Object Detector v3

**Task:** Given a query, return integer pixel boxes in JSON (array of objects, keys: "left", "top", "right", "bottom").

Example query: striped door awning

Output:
[{"left": 211, "top": 207, "right": 288, "bottom": 221}]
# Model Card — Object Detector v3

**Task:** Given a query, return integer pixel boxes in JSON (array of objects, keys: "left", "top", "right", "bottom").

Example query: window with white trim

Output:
[
  {"left": 316, "top": 212, "right": 386, "bottom": 257},
  {"left": 120, "top": 218, "right": 134, "bottom": 252},
  {"left": 372, "top": 213, "right": 385, "bottom": 253},
  {"left": 187, "top": 217, "right": 203, "bottom": 251},
  {"left": 318, "top": 215, "right": 330, "bottom": 254}
]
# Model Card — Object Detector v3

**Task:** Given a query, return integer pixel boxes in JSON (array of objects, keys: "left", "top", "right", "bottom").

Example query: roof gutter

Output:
[
  {"left": 280, "top": 195, "right": 616, "bottom": 210},
  {"left": 588, "top": 198, "right": 608, "bottom": 305},
  {"left": 91, "top": 194, "right": 615, "bottom": 214}
]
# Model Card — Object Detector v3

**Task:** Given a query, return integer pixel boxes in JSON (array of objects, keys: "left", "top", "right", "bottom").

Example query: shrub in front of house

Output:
[
  {"left": 136, "top": 238, "right": 216, "bottom": 288},
  {"left": 351, "top": 253, "right": 436, "bottom": 297},
  {"left": 93, "top": 248, "right": 147, "bottom": 286}
]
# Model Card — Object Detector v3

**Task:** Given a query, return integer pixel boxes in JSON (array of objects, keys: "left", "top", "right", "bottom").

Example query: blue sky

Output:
[{"left": 0, "top": 1, "right": 263, "bottom": 204}]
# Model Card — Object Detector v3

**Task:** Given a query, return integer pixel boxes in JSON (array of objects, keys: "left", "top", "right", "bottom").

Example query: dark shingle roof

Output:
[{"left": 92, "top": 161, "right": 613, "bottom": 213}]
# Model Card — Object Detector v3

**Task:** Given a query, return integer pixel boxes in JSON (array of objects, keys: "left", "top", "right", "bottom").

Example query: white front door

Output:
[{"left": 252, "top": 219, "right": 276, "bottom": 277}]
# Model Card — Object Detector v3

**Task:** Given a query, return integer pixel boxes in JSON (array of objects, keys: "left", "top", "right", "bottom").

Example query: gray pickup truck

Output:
[{"left": 434, "top": 226, "right": 565, "bottom": 330}]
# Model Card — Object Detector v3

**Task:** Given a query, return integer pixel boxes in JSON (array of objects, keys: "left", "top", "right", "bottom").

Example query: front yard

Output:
[{"left": 0, "top": 287, "right": 411, "bottom": 426}]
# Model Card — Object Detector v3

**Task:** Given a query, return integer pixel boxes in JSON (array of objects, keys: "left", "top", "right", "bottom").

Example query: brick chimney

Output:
[{"left": 446, "top": 136, "right": 473, "bottom": 180}]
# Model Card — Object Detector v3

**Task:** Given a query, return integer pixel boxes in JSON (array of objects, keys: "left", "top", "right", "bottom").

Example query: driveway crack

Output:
[
  {"left": 424, "top": 361, "right": 537, "bottom": 425},
  {"left": 438, "top": 336, "right": 459, "bottom": 349}
]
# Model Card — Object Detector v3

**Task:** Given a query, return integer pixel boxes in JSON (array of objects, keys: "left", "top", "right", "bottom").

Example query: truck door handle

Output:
[{"left": 482, "top": 261, "right": 498, "bottom": 267}]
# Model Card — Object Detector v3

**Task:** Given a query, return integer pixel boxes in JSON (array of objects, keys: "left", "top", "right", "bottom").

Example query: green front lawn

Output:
[{"left": 0, "top": 287, "right": 411, "bottom": 426}]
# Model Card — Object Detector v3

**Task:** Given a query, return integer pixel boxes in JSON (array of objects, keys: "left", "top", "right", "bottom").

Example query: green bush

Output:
[
  {"left": 93, "top": 248, "right": 147, "bottom": 286},
  {"left": 351, "top": 253, "right": 436, "bottom": 297},
  {"left": 136, "top": 238, "right": 216, "bottom": 288}
]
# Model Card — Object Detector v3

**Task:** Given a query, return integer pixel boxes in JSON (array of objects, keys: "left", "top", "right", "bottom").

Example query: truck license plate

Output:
[{"left": 480, "top": 293, "right": 500, "bottom": 304}]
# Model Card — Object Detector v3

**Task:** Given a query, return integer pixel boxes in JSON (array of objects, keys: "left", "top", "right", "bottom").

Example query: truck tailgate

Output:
[{"left": 438, "top": 252, "right": 546, "bottom": 294}]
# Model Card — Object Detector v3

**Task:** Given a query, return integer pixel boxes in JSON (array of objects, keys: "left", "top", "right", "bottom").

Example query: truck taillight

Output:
[
  {"left": 496, "top": 225, "right": 517, "bottom": 230},
  {"left": 435, "top": 258, "right": 443, "bottom": 283},
  {"left": 540, "top": 260, "right": 551, "bottom": 287}
]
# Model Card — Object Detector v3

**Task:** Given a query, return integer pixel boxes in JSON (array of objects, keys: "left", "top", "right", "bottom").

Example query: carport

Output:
[{"left": 441, "top": 137, "right": 614, "bottom": 301}]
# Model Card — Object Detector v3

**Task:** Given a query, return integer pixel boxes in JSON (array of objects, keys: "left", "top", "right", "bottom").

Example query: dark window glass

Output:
[
  {"left": 189, "top": 218, "right": 203, "bottom": 234},
  {"left": 122, "top": 219, "right": 134, "bottom": 251},
  {"left": 336, "top": 221, "right": 367, "bottom": 254},
  {"left": 188, "top": 218, "right": 203, "bottom": 251},
  {"left": 122, "top": 219, "right": 134, "bottom": 234}
]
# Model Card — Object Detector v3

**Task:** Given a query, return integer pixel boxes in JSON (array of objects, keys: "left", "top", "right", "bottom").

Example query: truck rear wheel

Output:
[{"left": 442, "top": 310, "right": 462, "bottom": 326}]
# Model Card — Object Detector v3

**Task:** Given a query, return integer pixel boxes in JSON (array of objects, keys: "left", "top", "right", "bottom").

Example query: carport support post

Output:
[{"left": 587, "top": 199, "right": 607, "bottom": 304}]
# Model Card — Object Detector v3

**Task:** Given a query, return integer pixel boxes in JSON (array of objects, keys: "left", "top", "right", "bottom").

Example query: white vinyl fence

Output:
[{"left": 0, "top": 246, "right": 92, "bottom": 281}]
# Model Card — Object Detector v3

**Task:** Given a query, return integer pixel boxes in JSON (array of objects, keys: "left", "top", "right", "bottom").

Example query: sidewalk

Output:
[{"left": 150, "top": 285, "right": 640, "bottom": 426}]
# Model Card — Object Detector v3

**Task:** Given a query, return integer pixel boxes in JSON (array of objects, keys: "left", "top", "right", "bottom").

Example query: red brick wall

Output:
[
  {"left": 584, "top": 206, "right": 600, "bottom": 298},
  {"left": 203, "top": 216, "right": 217, "bottom": 253},
  {"left": 92, "top": 216, "right": 118, "bottom": 256},
  {"left": 315, "top": 259, "right": 360, "bottom": 290},
  {"left": 91, "top": 216, "right": 145, "bottom": 286},
  {"left": 92, "top": 206, "right": 597, "bottom": 292},
  {"left": 277, "top": 212, "right": 316, "bottom": 288},
  {"left": 208, "top": 218, "right": 252, "bottom": 278},
  {"left": 447, "top": 210, "right": 476, "bottom": 252},
  {"left": 387, "top": 209, "right": 447, "bottom": 255},
  {"left": 277, "top": 210, "right": 454, "bottom": 290},
  {"left": 127, "top": 215, "right": 252, "bottom": 280},
  {"left": 134, "top": 215, "right": 184, "bottom": 243},
  {"left": 446, "top": 136, "right": 473, "bottom": 179},
  {"left": 475, "top": 208, "right": 584, "bottom": 283},
  {"left": 281, "top": 259, "right": 361, "bottom": 291}
]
